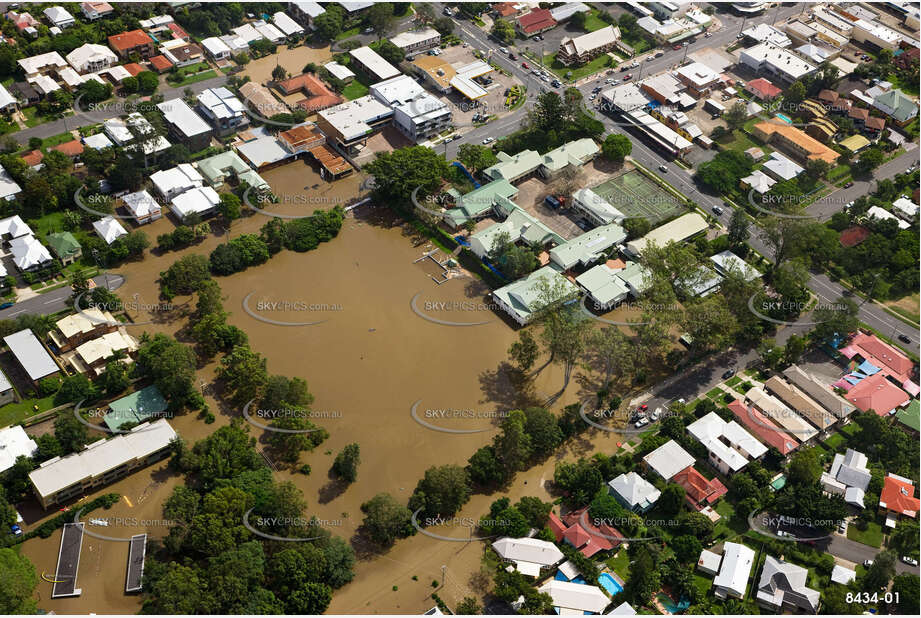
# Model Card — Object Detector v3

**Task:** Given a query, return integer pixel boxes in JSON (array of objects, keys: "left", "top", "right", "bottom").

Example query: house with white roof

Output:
[
  {"left": 697, "top": 549, "right": 722, "bottom": 575},
  {"left": 710, "top": 250, "right": 761, "bottom": 281},
  {"left": 644, "top": 439, "right": 695, "bottom": 481},
  {"left": 820, "top": 448, "right": 871, "bottom": 508},
  {"left": 756, "top": 555, "right": 820, "bottom": 613},
  {"left": 83, "top": 133, "right": 113, "bottom": 150},
  {"left": 762, "top": 151, "right": 804, "bottom": 181},
  {"left": 122, "top": 190, "right": 162, "bottom": 225},
  {"left": 170, "top": 186, "right": 221, "bottom": 221},
  {"left": 150, "top": 163, "right": 204, "bottom": 200},
  {"left": 831, "top": 564, "right": 856, "bottom": 585},
  {"left": 197, "top": 87, "right": 249, "bottom": 136},
  {"left": 324, "top": 61, "right": 355, "bottom": 82},
  {"left": 738, "top": 43, "right": 817, "bottom": 85},
  {"left": 92, "top": 216, "right": 128, "bottom": 245},
  {"left": 558, "top": 25, "right": 621, "bottom": 66},
  {"left": 350, "top": 46, "right": 401, "bottom": 82},
  {"left": 675, "top": 61, "right": 721, "bottom": 97},
  {"left": 0, "top": 215, "right": 32, "bottom": 240},
  {"left": 103, "top": 113, "right": 171, "bottom": 156},
  {"left": 538, "top": 580, "right": 610, "bottom": 614},
  {"left": 10, "top": 235, "right": 53, "bottom": 272},
  {"left": 608, "top": 602, "right": 637, "bottom": 615},
  {"left": 0, "top": 165, "right": 23, "bottom": 201},
  {"left": 3, "top": 329, "right": 60, "bottom": 384},
  {"left": 0, "top": 367, "right": 15, "bottom": 405},
  {"left": 867, "top": 205, "right": 910, "bottom": 230},
  {"left": 572, "top": 188, "right": 625, "bottom": 226},
  {"left": 28, "top": 419, "right": 177, "bottom": 508},
  {"left": 0, "top": 83, "right": 17, "bottom": 112},
  {"left": 201, "top": 36, "right": 232, "bottom": 60},
  {"left": 272, "top": 11, "right": 305, "bottom": 37},
  {"left": 0, "top": 426, "right": 37, "bottom": 472},
  {"left": 43, "top": 6, "right": 75, "bottom": 28},
  {"left": 608, "top": 471, "right": 661, "bottom": 512},
  {"left": 741, "top": 23, "right": 791, "bottom": 47},
  {"left": 289, "top": 2, "right": 325, "bottom": 28},
  {"left": 18, "top": 51, "right": 68, "bottom": 79},
  {"left": 741, "top": 169, "right": 776, "bottom": 195},
  {"left": 157, "top": 99, "right": 212, "bottom": 151},
  {"left": 713, "top": 542, "right": 755, "bottom": 599},
  {"left": 892, "top": 196, "right": 919, "bottom": 222},
  {"left": 688, "top": 412, "right": 767, "bottom": 475},
  {"left": 491, "top": 537, "right": 564, "bottom": 576},
  {"left": 65, "top": 43, "right": 117, "bottom": 74},
  {"left": 469, "top": 206, "right": 560, "bottom": 259},
  {"left": 81, "top": 2, "right": 114, "bottom": 21},
  {"left": 391, "top": 27, "right": 441, "bottom": 54}
]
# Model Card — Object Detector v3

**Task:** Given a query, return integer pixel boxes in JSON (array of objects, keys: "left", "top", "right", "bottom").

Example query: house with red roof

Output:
[
  {"left": 167, "top": 22, "right": 190, "bottom": 42},
  {"left": 549, "top": 508, "right": 622, "bottom": 558},
  {"left": 673, "top": 465, "right": 728, "bottom": 511},
  {"left": 122, "top": 63, "right": 145, "bottom": 77},
  {"left": 840, "top": 331, "right": 916, "bottom": 384},
  {"left": 493, "top": 2, "right": 522, "bottom": 18},
  {"left": 843, "top": 373, "right": 911, "bottom": 416},
  {"left": 727, "top": 399, "right": 799, "bottom": 456},
  {"left": 745, "top": 78, "right": 781, "bottom": 101},
  {"left": 276, "top": 73, "right": 343, "bottom": 112},
  {"left": 51, "top": 140, "right": 84, "bottom": 158},
  {"left": 21, "top": 150, "right": 43, "bottom": 168},
  {"left": 149, "top": 54, "right": 173, "bottom": 73},
  {"left": 108, "top": 29, "right": 155, "bottom": 59},
  {"left": 517, "top": 9, "right": 556, "bottom": 36},
  {"left": 879, "top": 473, "right": 920, "bottom": 528}
]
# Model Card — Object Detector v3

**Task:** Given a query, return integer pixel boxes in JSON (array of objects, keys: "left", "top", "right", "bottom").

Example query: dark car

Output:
[
  {"left": 898, "top": 334, "right": 912, "bottom": 344},
  {"left": 722, "top": 369, "right": 735, "bottom": 380},
  {"left": 843, "top": 181, "right": 854, "bottom": 188},
  {"left": 0, "top": 301, "right": 14, "bottom": 310}
]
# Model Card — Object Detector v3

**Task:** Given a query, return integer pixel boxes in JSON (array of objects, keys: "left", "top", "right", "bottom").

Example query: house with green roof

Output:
[
  {"left": 444, "top": 179, "right": 518, "bottom": 228},
  {"left": 45, "top": 231, "right": 82, "bottom": 266},
  {"left": 492, "top": 265, "right": 579, "bottom": 325},
  {"left": 103, "top": 385, "right": 169, "bottom": 432},
  {"left": 896, "top": 399, "right": 919, "bottom": 436},
  {"left": 576, "top": 264, "right": 630, "bottom": 310},
  {"left": 196, "top": 151, "right": 270, "bottom": 191},
  {"left": 617, "top": 261, "right": 651, "bottom": 297},
  {"left": 469, "top": 205, "right": 564, "bottom": 258},
  {"left": 549, "top": 223, "right": 627, "bottom": 270},
  {"left": 483, "top": 149, "right": 542, "bottom": 184},
  {"left": 873, "top": 88, "right": 918, "bottom": 126},
  {"left": 539, "top": 138, "right": 600, "bottom": 179}
]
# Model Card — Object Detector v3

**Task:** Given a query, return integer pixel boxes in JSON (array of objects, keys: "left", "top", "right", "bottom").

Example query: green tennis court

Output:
[{"left": 592, "top": 170, "right": 684, "bottom": 226}]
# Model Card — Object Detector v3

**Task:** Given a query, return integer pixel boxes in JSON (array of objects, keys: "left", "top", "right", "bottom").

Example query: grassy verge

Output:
[
  {"left": 342, "top": 80, "right": 369, "bottom": 100},
  {"left": 540, "top": 52, "right": 614, "bottom": 81},
  {"left": 0, "top": 394, "right": 57, "bottom": 427},
  {"left": 171, "top": 69, "right": 218, "bottom": 87},
  {"left": 847, "top": 521, "right": 883, "bottom": 548}
]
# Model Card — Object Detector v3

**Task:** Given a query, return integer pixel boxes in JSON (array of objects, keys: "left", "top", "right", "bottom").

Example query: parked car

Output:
[
  {"left": 500, "top": 47, "right": 508, "bottom": 54},
  {"left": 634, "top": 417, "right": 650, "bottom": 428},
  {"left": 363, "top": 27, "right": 373, "bottom": 34},
  {"left": 522, "top": 61, "right": 529, "bottom": 69},
  {"left": 863, "top": 559, "right": 873, "bottom": 568},
  {"left": 0, "top": 301, "right": 14, "bottom": 310},
  {"left": 901, "top": 556, "right": 919, "bottom": 566},
  {"left": 650, "top": 408, "right": 662, "bottom": 421},
  {"left": 843, "top": 181, "right": 854, "bottom": 188},
  {"left": 704, "top": 31, "right": 712, "bottom": 38},
  {"left": 10, "top": 524, "right": 22, "bottom": 536},
  {"left": 658, "top": 164, "right": 668, "bottom": 172},
  {"left": 623, "top": 74, "right": 633, "bottom": 81},
  {"left": 722, "top": 369, "right": 734, "bottom": 380},
  {"left": 673, "top": 44, "right": 682, "bottom": 50},
  {"left": 837, "top": 521, "right": 847, "bottom": 534},
  {"left": 655, "top": 50, "right": 665, "bottom": 57},
  {"left": 630, "top": 61, "right": 639, "bottom": 68},
  {"left": 712, "top": 205, "right": 724, "bottom": 216},
  {"left": 898, "top": 334, "right": 912, "bottom": 344},
  {"left": 482, "top": 137, "right": 494, "bottom": 144}
]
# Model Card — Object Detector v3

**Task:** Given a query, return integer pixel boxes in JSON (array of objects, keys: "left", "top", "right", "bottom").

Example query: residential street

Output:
[{"left": 0, "top": 274, "right": 124, "bottom": 320}]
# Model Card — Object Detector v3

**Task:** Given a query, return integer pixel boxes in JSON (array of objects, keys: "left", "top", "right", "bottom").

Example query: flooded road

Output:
[{"left": 20, "top": 162, "right": 643, "bottom": 613}]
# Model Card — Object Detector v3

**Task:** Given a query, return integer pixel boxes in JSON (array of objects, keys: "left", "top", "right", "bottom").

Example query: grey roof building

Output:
[
  {"left": 3, "top": 329, "right": 60, "bottom": 383},
  {"left": 756, "top": 555, "right": 820, "bottom": 613}
]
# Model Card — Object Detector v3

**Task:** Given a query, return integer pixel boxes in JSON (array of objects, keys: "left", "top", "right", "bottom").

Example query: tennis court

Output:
[{"left": 592, "top": 170, "right": 685, "bottom": 226}]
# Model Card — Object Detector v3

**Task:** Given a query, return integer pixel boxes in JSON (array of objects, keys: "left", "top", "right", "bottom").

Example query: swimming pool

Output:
[
  {"left": 598, "top": 572, "right": 623, "bottom": 596},
  {"left": 657, "top": 593, "right": 690, "bottom": 614},
  {"left": 554, "top": 570, "right": 586, "bottom": 585},
  {"left": 775, "top": 113, "right": 793, "bottom": 124}
]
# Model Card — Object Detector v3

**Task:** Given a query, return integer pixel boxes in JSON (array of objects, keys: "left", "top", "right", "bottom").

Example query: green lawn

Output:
[
  {"left": 342, "top": 80, "right": 369, "bottom": 100},
  {"left": 693, "top": 573, "right": 713, "bottom": 597},
  {"left": 171, "top": 69, "right": 217, "bottom": 87},
  {"left": 583, "top": 9, "right": 610, "bottom": 32},
  {"left": 847, "top": 521, "right": 884, "bottom": 548},
  {"left": 821, "top": 432, "right": 845, "bottom": 451},
  {"left": 839, "top": 422, "right": 860, "bottom": 437},
  {"left": 336, "top": 26, "right": 361, "bottom": 41},
  {"left": 621, "top": 34, "right": 652, "bottom": 54},
  {"left": 706, "top": 387, "right": 723, "bottom": 399},
  {"left": 606, "top": 549, "right": 631, "bottom": 580},
  {"left": 716, "top": 129, "right": 767, "bottom": 154},
  {"left": 541, "top": 52, "right": 613, "bottom": 81},
  {"left": 40, "top": 132, "right": 77, "bottom": 150},
  {"left": 0, "top": 394, "right": 57, "bottom": 427},
  {"left": 887, "top": 72, "right": 919, "bottom": 96}
]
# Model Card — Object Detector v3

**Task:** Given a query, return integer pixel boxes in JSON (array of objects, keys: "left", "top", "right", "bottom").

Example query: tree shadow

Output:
[{"left": 318, "top": 470, "right": 350, "bottom": 504}]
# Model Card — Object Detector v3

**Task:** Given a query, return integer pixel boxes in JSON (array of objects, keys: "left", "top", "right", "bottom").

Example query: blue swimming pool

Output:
[
  {"left": 775, "top": 113, "right": 793, "bottom": 124},
  {"left": 554, "top": 570, "right": 586, "bottom": 584},
  {"left": 657, "top": 593, "right": 690, "bottom": 614},
  {"left": 598, "top": 572, "right": 623, "bottom": 596}
]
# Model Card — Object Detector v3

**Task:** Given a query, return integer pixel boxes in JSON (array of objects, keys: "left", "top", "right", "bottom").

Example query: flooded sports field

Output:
[{"left": 19, "top": 163, "right": 640, "bottom": 613}]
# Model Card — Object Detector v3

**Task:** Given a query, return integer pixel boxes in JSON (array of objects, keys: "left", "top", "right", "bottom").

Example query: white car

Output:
[
  {"left": 482, "top": 137, "right": 494, "bottom": 144},
  {"left": 901, "top": 556, "right": 919, "bottom": 567},
  {"left": 650, "top": 407, "right": 662, "bottom": 421},
  {"left": 634, "top": 417, "right": 649, "bottom": 428},
  {"left": 500, "top": 47, "right": 508, "bottom": 54}
]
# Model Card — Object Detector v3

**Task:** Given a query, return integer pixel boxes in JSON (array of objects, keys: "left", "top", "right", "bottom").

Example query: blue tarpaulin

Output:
[{"left": 857, "top": 360, "right": 881, "bottom": 375}]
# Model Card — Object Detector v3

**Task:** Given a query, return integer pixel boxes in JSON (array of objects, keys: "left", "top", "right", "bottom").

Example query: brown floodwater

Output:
[{"left": 20, "top": 162, "right": 642, "bottom": 614}]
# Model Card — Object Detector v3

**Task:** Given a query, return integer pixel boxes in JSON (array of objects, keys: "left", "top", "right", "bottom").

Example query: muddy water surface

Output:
[{"left": 22, "top": 163, "right": 636, "bottom": 614}]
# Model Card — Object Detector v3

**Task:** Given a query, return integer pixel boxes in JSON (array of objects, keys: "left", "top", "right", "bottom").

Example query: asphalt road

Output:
[
  {"left": 826, "top": 534, "right": 920, "bottom": 576},
  {"left": 0, "top": 274, "right": 124, "bottom": 320}
]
